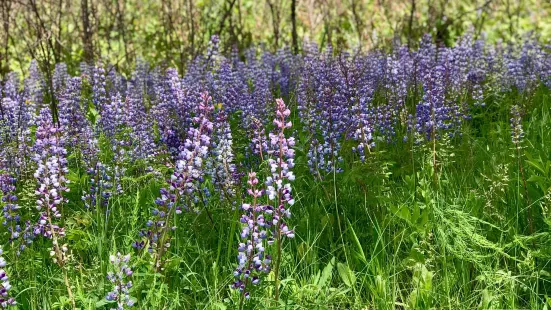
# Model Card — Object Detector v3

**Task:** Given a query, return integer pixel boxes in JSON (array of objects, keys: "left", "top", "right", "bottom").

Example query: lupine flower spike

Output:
[
  {"left": 267, "top": 98, "right": 295, "bottom": 301},
  {"left": 0, "top": 248, "right": 16, "bottom": 307},
  {"left": 32, "top": 108, "right": 75, "bottom": 308},
  {"left": 134, "top": 91, "right": 214, "bottom": 271},
  {"left": 233, "top": 172, "right": 272, "bottom": 303},
  {"left": 106, "top": 253, "right": 135, "bottom": 309}
]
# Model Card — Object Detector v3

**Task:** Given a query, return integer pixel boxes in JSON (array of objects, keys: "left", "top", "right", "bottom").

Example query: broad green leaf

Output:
[
  {"left": 347, "top": 219, "right": 367, "bottom": 264},
  {"left": 337, "top": 262, "right": 356, "bottom": 287},
  {"left": 319, "top": 257, "right": 335, "bottom": 288}
]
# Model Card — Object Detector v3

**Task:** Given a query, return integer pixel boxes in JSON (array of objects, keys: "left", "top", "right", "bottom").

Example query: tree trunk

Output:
[
  {"left": 81, "top": 0, "right": 94, "bottom": 63},
  {"left": 267, "top": 0, "right": 280, "bottom": 49},
  {"left": 0, "top": 0, "right": 12, "bottom": 76},
  {"left": 187, "top": 0, "right": 195, "bottom": 58},
  {"left": 291, "top": 0, "right": 298, "bottom": 54},
  {"left": 408, "top": 0, "right": 416, "bottom": 48}
]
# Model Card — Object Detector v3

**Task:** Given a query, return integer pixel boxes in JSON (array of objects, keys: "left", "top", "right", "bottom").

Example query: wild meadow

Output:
[{"left": 0, "top": 33, "right": 551, "bottom": 309}]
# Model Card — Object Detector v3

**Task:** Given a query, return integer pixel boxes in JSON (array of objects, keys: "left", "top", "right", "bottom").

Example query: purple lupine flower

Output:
[
  {"left": 232, "top": 172, "right": 272, "bottom": 299},
  {"left": 212, "top": 59, "right": 249, "bottom": 114},
  {"left": 207, "top": 109, "right": 237, "bottom": 200},
  {"left": 175, "top": 91, "right": 214, "bottom": 205},
  {"left": 2, "top": 71, "right": 40, "bottom": 175},
  {"left": 470, "top": 38, "right": 488, "bottom": 107},
  {"left": 97, "top": 93, "right": 128, "bottom": 195},
  {"left": 57, "top": 76, "right": 114, "bottom": 209},
  {"left": 274, "top": 47, "right": 299, "bottom": 99},
  {"left": 296, "top": 45, "right": 326, "bottom": 174},
  {"left": 0, "top": 98, "right": 18, "bottom": 170},
  {"left": 340, "top": 53, "right": 377, "bottom": 160},
  {"left": 296, "top": 45, "right": 319, "bottom": 136},
  {"left": 25, "top": 60, "right": 43, "bottom": 114},
  {"left": 32, "top": 108, "right": 70, "bottom": 265},
  {"left": 351, "top": 96, "right": 375, "bottom": 162},
  {"left": 182, "top": 35, "right": 220, "bottom": 89},
  {"left": 82, "top": 162, "right": 113, "bottom": 209},
  {"left": 307, "top": 47, "right": 353, "bottom": 174},
  {"left": 250, "top": 52, "right": 273, "bottom": 122},
  {"left": 0, "top": 72, "right": 35, "bottom": 174},
  {"left": 153, "top": 68, "right": 200, "bottom": 158},
  {"left": 250, "top": 117, "right": 268, "bottom": 160},
  {"left": 106, "top": 65, "right": 128, "bottom": 98},
  {"left": 124, "top": 82, "right": 158, "bottom": 160},
  {"left": 449, "top": 33, "right": 473, "bottom": 93},
  {"left": 131, "top": 58, "right": 152, "bottom": 102},
  {"left": 514, "top": 35, "right": 539, "bottom": 93},
  {"left": 234, "top": 47, "right": 273, "bottom": 135},
  {"left": 467, "top": 68, "right": 485, "bottom": 107},
  {"left": 99, "top": 92, "right": 124, "bottom": 139},
  {"left": 485, "top": 40, "right": 506, "bottom": 92},
  {"left": 0, "top": 174, "right": 21, "bottom": 243},
  {"left": 417, "top": 34, "right": 437, "bottom": 82},
  {"left": 0, "top": 248, "right": 16, "bottom": 307},
  {"left": 411, "top": 58, "right": 463, "bottom": 141},
  {"left": 106, "top": 253, "right": 135, "bottom": 309},
  {"left": 76, "top": 101, "right": 113, "bottom": 209},
  {"left": 79, "top": 62, "right": 92, "bottom": 79},
  {"left": 57, "top": 77, "right": 88, "bottom": 146},
  {"left": 135, "top": 92, "right": 214, "bottom": 270},
  {"left": 541, "top": 44, "right": 551, "bottom": 89},
  {"left": 92, "top": 63, "right": 108, "bottom": 112},
  {"left": 53, "top": 63, "right": 68, "bottom": 102},
  {"left": 223, "top": 60, "right": 245, "bottom": 111},
  {"left": 0, "top": 170, "right": 34, "bottom": 253},
  {"left": 386, "top": 45, "right": 413, "bottom": 121},
  {"left": 265, "top": 98, "right": 296, "bottom": 302},
  {"left": 2, "top": 72, "right": 20, "bottom": 101},
  {"left": 266, "top": 98, "right": 295, "bottom": 239},
  {"left": 206, "top": 35, "right": 221, "bottom": 70},
  {"left": 152, "top": 69, "right": 183, "bottom": 156}
]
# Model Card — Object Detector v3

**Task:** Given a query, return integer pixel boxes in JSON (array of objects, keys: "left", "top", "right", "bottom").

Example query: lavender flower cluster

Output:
[
  {"left": 0, "top": 174, "right": 20, "bottom": 242},
  {"left": 0, "top": 248, "right": 15, "bottom": 307},
  {"left": 0, "top": 32, "right": 549, "bottom": 307},
  {"left": 32, "top": 109, "right": 68, "bottom": 224},
  {"left": 207, "top": 109, "right": 238, "bottom": 200},
  {"left": 232, "top": 172, "right": 272, "bottom": 299},
  {"left": 134, "top": 92, "right": 214, "bottom": 269},
  {"left": 106, "top": 253, "right": 135, "bottom": 309},
  {"left": 32, "top": 108, "right": 70, "bottom": 264},
  {"left": 232, "top": 98, "right": 296, "bottom": 300}
]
